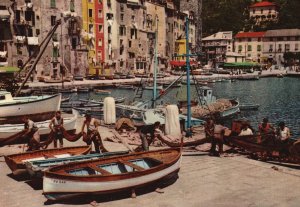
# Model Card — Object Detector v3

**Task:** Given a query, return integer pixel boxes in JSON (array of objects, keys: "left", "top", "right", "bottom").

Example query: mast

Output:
[
  {"left": 152, "top": 15, "right": 159, "bottom": 108},
  {"left": 185, "top": 16, "right": 192, "bottom": 137}
]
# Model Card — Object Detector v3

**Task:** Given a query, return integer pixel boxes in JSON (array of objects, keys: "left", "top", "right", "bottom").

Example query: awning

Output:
[
  {"left": 27, "top": 37, "right": 39, "bottom": 45},
  {"left": 0, "top": 51, "right": 7, "bottom": 58},
  {"left": 223, "top": 62, "right": 259, "bottom": 67},
  {"left": 0, "top": 9, "right": 10, "bottom": 20},
  {"left": 0, "top": 66, "right": 19, "bottom": 73},
  {"left": 127, "top": 0, "right": 139, "bottom": 5},
  {"left": 15, "top": 36, "right": 26, "bottom": 43},
  {"left": 170, "top": 60, "right": 198, "bottom": 67}
]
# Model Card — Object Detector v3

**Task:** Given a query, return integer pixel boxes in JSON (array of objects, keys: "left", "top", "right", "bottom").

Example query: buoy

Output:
[
  {"left": 165, "top": 105, "right": 181, "bottom": 138},
  {"left": 103, "top": 97, "right": 116, "bottom": 124}
]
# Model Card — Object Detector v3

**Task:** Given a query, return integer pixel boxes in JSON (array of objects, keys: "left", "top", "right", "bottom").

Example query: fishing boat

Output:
[
  {"left": 94, "top": 89, "right": 111, "bottom": 95},
  {"left": 0, "top": 91, "right": 61, "bottom": 124},
  {"left": 25, "top": 151, "right": 129, "bottom": 178},
  {"left": 61, "top": 97, "right": 70, "bottom": 103},
  {"left": 77, "top": 87, "right": 89, "bottom": 93},
  {"left": 236, "top": 75, "right": 260, "bottom": 80},
  {"left": 0, "top": 111, "right": 78, "bottom": 142},
  {"left": 239, "top": 103, "right": 260, "bottom": 110},
  {"left": 4, "top": 146, "right": 91, "bottom": 175},
  {"left": 218, "top": 99, "right": 240, "bottom": 118},
  {"left": 61, "top": 101, "right": 101, "bottom": 109},
  {"left": 43, "top": 148, "right": 181, "bottom": 201}
]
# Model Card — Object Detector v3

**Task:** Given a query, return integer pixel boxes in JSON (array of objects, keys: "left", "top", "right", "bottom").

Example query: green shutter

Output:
[
  {"left": 248, "top": 45, "right": 252, "bottom": 51},
  {"left": 70, "top": 0, "right": 75, "bottom": 12},
  {"left": 257, "top": 45, "right": 261, "bottom": 52},
  {"left": 50, "top": 0, "right": 56, "bottom": 8}
]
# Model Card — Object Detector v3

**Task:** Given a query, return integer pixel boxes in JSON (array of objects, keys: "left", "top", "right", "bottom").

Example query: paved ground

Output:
[{"left": 1, "top": 140, "right": 300, "bottom": 207}]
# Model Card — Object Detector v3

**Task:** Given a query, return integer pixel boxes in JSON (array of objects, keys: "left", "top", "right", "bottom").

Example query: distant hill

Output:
[{"left": 202, "top": 0, "right": 300, "bottom": 37}]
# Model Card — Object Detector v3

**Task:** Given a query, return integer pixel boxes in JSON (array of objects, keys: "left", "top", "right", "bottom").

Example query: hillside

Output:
[{"left": 202, "top": 0, "right": 300, "bottom": 36}]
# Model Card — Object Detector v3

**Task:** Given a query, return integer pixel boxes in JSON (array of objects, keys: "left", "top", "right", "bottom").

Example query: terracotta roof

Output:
[
  {"left": 235, "top": 32, "right": 266, "bottom": 38},
  {"left": 250, "top": 1, "right": 277, "bottom": 8}
]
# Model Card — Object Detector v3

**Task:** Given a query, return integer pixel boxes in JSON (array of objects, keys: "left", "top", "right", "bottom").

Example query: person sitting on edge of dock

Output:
[
  {"left": 21, "top": 116, "right": 40, "bottom": 151},
  {"left": 81, "top": 114, "right": 102, "bottom": 153},
  {"left": 239, "top": 123, "right": 253, "bottom": 136},
  {"left": 277, "top": 121, "right": 291, "bottom": 143},
  {"left": 49, "top": 111, "right": 64, "bottom": 148},
  {"left": 139, "top": 121, "right": 161, "bottom": 151},
  {"left": 210, "top": 119, "right": 227, "bottom": 157}
]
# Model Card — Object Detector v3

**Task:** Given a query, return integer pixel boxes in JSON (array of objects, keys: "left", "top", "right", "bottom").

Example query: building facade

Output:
[
  {"left": 202, "top": 31, "right": 233, "bottom": 65},
  {"left": 234, "top": 32, "right": 265, "bottom": 63},
  {"left": 263, "top": 29, "right": 300, "bottom": 66},
  {"left": 249, "top": 1, "right": 279, "bottom": 25}
]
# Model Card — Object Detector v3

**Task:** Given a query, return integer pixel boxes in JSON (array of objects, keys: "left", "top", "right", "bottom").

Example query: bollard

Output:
[
  {"left": 103, "top": 97, "right": 116, "bottom": 124},
  {"left": 165, "top": 105, "right": 181, "bottom": 138}
]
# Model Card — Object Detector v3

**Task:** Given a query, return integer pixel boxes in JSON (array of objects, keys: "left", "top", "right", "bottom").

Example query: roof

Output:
[
  {"left": 203, "top": 31, "right": 233, "bottom": 41},
  {"left": 264, "top": 29, "right": 300, "bottom": 37},
  {"left": 0, "top": 66, "right": 19, "bottom": 73},
  {"left": 235, "top": 32, "right": 266, "bottom": 38},
  {"left": 250, "top": 1, "right": 277, "bottom": 8}
]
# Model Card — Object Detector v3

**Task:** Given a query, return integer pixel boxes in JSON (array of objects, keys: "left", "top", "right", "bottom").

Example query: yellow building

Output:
[
  {"left": 175, "top": 39, "right": 187, "bottom": 61},
  {"left": 82, "top": 0, "right": 96, "bottom": 75}
]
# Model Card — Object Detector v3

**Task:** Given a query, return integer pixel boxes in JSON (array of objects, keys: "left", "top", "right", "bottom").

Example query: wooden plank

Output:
[
  {"left": 88, "top": 164, "right": 112, "bottom": 175},
  {"left": 119, "top": 159, "right": 144, "bottom": 171}
]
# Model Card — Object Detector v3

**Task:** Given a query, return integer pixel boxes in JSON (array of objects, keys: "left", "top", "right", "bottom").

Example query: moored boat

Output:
[
  {"left": 43, "top": 148, "right": 182, "bottom": 201},
  {"left": 26, "top": 151, "right": 129, "bottom": 178},
  {"left": 0, "top": 91, "right": 61, "bottom": 124},
  {"left": 94, "top": 89, "right": 111, "bottom": 95},
  {"left": 239, "top": 103, "right": 260, "bottom": 110},
  {"left": 0, "top": 112, "right": 78, "bottom": 142},
  {"left": 4, "top": 146, "right": 91, "bottom": 175}
]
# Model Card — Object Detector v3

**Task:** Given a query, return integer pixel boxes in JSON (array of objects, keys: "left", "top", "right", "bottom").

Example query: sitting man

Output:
[{"left": 239, "top": 123, "right": 253, "bottom": 136}]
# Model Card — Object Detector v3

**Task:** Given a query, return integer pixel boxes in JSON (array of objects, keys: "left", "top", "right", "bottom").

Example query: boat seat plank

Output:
[
  {"left": 88, "top": 165, "right": 112, "bottom": 175},
  {"left": 42, "top": 153, "right": 56, "bottom": 159},
  {"left": 118, "top": 159, "right": 144, "bottom": 171}
]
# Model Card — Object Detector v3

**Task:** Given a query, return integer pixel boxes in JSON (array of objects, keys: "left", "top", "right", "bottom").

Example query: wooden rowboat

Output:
[
  {"left": 25, "top": 151, "right": 129, "bottom": 178},
  {"left": 4, "top": 146, "right": 91, "bottom": 175},
  {"left": 43, "top": 148, "right": 181, "bottom": 201}
]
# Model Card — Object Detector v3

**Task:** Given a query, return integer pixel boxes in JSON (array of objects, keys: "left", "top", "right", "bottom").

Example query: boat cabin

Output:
[
  {"left": 0, "top": 91, "right": 14, "bottom": 104},
  {"left": 201, "top": 87, "right": 216, "bottom": 104}
]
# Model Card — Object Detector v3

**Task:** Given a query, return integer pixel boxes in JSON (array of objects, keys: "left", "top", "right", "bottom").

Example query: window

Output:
[
  {"left": 120, "top": 4, "right": 124, "bottom": 12},
  {"left": 51, "top": 16, "right": 56, "bottom": 26},
  {"left": 253, "top": 9, "right": 255, "bottom": 14},
  {"left": 247, "top": 45, "right": 252, "bottom": 52},
  {"left": 89, "top": 9, "right": 93, "bottom": 18},
  {"left": 50, "top": 0, "right": 56, "bottom": 8},
  {"left": 238, "top": 45, "right": 242, "bottom": 52},
  {"left": 269, "top": 44, "right": 273, "bottom": 52},
  {"left": 98, "top": 38, "right": 102, "bottom": 47},
  {"left": 285, "top": 44, "right": 290, "bottom": 52},
  {"left": 129, "top": 40, "right": 132, "bottom": 48},
  {"left": 257, "top": 45, "right": 261, "bottom": 52},
  {"left": 107, "top": 0, "right": 111, "bottom": 8},
  {"left": 131, "top": 15, "right": 135, "bottom": 22},
  {"left": 119, "top": 25, "right": 126, "bottom": 36},
  {"left": 258, "top": 38, "right": 261, "bottom": 42},
  {"left": 98, "top": 9, "right": 102, "bottom": 18},
  {"left": 106, "top": 13, "right": 113, "bottom": 20},
  {"left": 108, "top": 26, "right": 111, "bottom": 34},
  {"left": 130, "top": 28, "right": 137, "bottom": 39},
  {"left": 278, "top": 44, "right": 282, "bottom": 52},
  {"left": 89, "top": 24, "right": 94, "bottom": 33},
  {"left": 98, "top": 25, "right": 103, "bottom": 32},
  {"left": 97, "top": 50, "right": 102, "bottom": 61},
  {"left": 36, "top": 29, "right": 40, "bottom": 35},
  {"left": 295, "top": 44, "right": 299, "bottom": 51},
  {"left": 121, "top": 14, "right": 124, "bottom": 21}
]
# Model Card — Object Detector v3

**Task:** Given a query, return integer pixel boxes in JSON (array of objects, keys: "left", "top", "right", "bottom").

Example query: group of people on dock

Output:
[
  {"left": 21, "top": 111, "right": 162, "bottom": 153},
  {"left": 205, "top": 117, "right": 292, "bottom": 157}
]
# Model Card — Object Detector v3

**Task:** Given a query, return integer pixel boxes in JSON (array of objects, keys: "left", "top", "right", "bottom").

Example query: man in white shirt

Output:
[{"left": 239, "top": 124, "right": 253, "bottom": 136}]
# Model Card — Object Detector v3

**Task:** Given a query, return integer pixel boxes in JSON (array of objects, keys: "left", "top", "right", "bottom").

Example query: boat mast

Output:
[
  {"left": 152, "top": 15, "right": 159, "bottom": 108},
  {"left": 185, "top": 16, "right": 192, "bottom": 137}
]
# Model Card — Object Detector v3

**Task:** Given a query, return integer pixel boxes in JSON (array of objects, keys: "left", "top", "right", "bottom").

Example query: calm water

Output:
[{"left": 68, "top": 77, "right": 300, "bottom": 139}]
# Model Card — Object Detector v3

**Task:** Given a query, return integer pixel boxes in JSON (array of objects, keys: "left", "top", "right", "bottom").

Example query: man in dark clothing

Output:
[{"left": 139, "top": 121, "right": 161, "bottom": 151}]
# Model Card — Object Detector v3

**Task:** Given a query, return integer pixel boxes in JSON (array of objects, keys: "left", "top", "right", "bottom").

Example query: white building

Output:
[
  {"left": 202, "top": 31, "right": 233, "bottom": 65},
  {"left": 263, "top": 29, "right": 300, "bottom": 66},
  {"left": 249, "top": 1, "right": 279, "bottom": 25},
  {"left": 234, "top": 31, "right": 265, "bottom": 63}
]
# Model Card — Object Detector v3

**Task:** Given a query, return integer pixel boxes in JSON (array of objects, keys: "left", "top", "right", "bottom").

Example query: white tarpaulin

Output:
[
  {"left": 165, "top": 105, "right": 181, "bottom": 138},
  {"left": 103, "top": 97, "right": 116, "bottom": 124},
  {"left": 27, "top": 37, "right": 39, "bottom": 45},
  {"left": 53, "top": 41, "right": 60, "bottom": 48}
]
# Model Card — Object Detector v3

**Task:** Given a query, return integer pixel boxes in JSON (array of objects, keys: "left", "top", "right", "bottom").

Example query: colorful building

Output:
[
  {"left": 94, "top": 0, "right": 105, "bottom": 75},
  {"left": 249, "top": 1, "right": 279, "bottom": 25},
  {"left": 82, "top": 0, "right": 96, "bottom": 75}
]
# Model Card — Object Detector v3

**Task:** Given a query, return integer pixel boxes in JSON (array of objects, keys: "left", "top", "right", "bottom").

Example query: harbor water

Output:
[{"left": 66, "top": 77, "right": 300, "bottom": 139}]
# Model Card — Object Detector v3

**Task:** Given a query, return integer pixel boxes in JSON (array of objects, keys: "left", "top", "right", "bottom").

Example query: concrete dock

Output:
[{"left": 0, "top": 119, "right": 300, "bottom": 207}]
